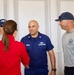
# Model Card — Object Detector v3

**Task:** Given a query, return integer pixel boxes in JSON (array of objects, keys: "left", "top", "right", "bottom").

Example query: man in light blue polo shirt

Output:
[
  {"left": 21, "top": 20, "right": 56, "bottom": 75},
  {"left": 0, "top": 19, "right": 6, "bottom": 40}
]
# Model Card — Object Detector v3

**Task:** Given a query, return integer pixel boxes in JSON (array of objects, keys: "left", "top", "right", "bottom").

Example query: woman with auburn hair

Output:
[{"left": 0, "top": 20, "right": 30, "bottom": 75}]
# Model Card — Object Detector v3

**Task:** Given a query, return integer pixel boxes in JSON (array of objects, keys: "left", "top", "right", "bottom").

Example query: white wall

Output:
[
  {"left": 0, "top": 0, "right": 74, "bottom": 75},
  {"left": 0, "top": 0, "right": 4, "bottom": 18},
  {"left": 18, "top": 0, "right": 45, "bottom": 40}
]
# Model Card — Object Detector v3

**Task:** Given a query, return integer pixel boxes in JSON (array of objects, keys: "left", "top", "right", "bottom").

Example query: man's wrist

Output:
[{"left": 52, "top": 68, "right": 57, "bottom": 72}]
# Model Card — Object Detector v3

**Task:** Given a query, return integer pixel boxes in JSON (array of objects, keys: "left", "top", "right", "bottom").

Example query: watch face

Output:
[{"left": 52, "top": 69, "right": 56, "bottom": 72}]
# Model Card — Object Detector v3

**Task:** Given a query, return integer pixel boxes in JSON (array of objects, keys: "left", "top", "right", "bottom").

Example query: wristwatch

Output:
[{"left": 52, "top": 69, "right": 57, "bottom": 72}]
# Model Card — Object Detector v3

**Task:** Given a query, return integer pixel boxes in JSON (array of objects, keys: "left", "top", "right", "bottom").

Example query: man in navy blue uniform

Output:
[{"left": 21, "top": 20, "right": 56, "bottom": 75}]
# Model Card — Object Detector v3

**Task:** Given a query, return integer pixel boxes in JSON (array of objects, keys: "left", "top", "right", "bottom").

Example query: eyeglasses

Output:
[{"left": 0, "top": 26, "right": 3, "bottom": 27}]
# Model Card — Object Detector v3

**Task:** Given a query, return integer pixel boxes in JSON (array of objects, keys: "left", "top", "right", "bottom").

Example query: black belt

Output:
[{"left": 65, "top": 66, "right": 74, "bottom": 68}]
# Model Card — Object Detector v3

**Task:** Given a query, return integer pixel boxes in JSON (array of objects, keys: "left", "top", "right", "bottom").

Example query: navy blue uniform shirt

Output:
[{"left": 21, "top": 32, "right": 54, "bottom": 75}]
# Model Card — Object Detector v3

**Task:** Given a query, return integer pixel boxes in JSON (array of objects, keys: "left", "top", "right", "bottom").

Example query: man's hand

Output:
[
  {"left": 48, "top": 71, "right": 56, "bottom": 75},
  {"left": 25, "top": 65, "right": 29, "bottom": 69}
]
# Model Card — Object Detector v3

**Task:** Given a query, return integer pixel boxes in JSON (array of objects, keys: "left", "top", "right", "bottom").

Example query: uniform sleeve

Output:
[
  {"left": 46, "top": 36, "right": 54, "bottom": 51},
  {"left": 20, "top": 42, "right": 30, "bottom": 66}
]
